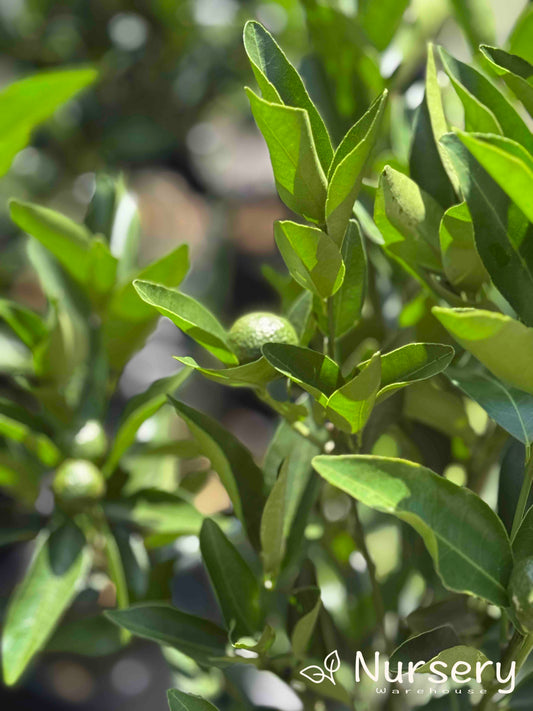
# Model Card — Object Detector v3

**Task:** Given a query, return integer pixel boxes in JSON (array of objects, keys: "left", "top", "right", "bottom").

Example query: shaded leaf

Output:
[
  {"left": 332, "top": 220, "right": 366, "bottom": 337},
  {"left": 481, "top": 46, "right": 533, "bottom": 116},
  {"left": 312, "top": 455, "right": 512, "bottom": 605},
  {"left": 513, "top": 506, "right": 533, "bottom": 563},
  {"left": 290, "top": 587, "right": 322, "bottom": 658},
  {"left": 174, "top": 355, "right": 278, "bottom": 390},
  {"left": 167, "top": 689, "right": 219, "bottom": 711},
  {"left": 439, "top": 201, "right": 488, "bottom": 293},
  {"left": 326, "top": 351, "right": 381, "bottom": 434}
]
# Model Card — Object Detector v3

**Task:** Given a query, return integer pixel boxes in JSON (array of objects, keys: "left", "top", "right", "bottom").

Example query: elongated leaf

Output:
[
  {"left": 168, "top": 689, "right": 219, "bottom": 711},
  {"left": 47, "top": 615, "right": 122, "bottom": 657},
  {"left": 287, "top": 291, "right": 315, "bottom": 345},
  {"left": 110, "top": 244, "right": 190, "bottom": 321},
  {"left": 133, "top": 281, "right": 237, "bottom": 365},
  {"left": 274, "top": 220, "right": 344, "bottom": 298},
  {"left": 332, "top": 220, "right": 366, "bottom": 337},
  {"left": 455, "top": 132, "right": 533, "bottom": 224},
  {"left": 174, "top": 355, "right": 277, "bottom": 390},
  {"left": 312, "top": 455, "right": 513, "bottom": 606},
  {"left": 359, "top": 0, "right": 409, "bottom": 51},
  {"left": 433, "top": 308, "right": 533, "bottom": 396},
  {"left": 498, "top": 441, "right": 531, "bottom": 535},
  {"left": 326, "top": 91, "right": 387, "bottom": 244},
  {"left": 0, "top": 300, "right": 47, "bottom": 349},
  {"left": 200, "top": 519, "right": 260, "bottom": 637},
  {"left": 246, "top": 88, "right": 327, "bottom": 223},
  {"left": 439, "top": 201, "right": 488, "bottom": 293},
  {"left": 374, "top": 166, "right": 443, "bottom": 277},
  {"left": 243, "top": 21, "right": 332, "bottom": 173},
  {"left": 449, "top": 0, "right": 495, "bottom": 50},
  {"left": 439, "top": 47, "right": 533, "bottom": 152},
  {"left": 168, "top": 398, "right": 265, "bottom": 549},
  {"left": 261, "top": 458, "right": 290, "bottom": 578},
  {"left": 103, "top": 368, "right": 191, "bottom": 476},
  {"left": 262, "top": 344, "right": 342, "bottom": 407},
  {"left": 106, "top": 604, "right": 227, "bottom": 664},
  {"left": 449, "top": 369, "right": 533, "bottom": 445},
  {"left": 360, "top": 343, "right": 454, "bottom": 402},
  {"left": 0, "top": 67, "right": 97, "bottom": 176},
  {"left": 441, "top": 133, "right": 533, "bottom": 325},
  {"left": 513, "top": 507, "right": 533, "bottom": 562},
  {"left": 390, "top": 626, "right": 460, "bottom": 671},
  {"left": 417, "top": 645, "right": 494, "bottom": 685},
  {"left": 510, "top": 5, "right": 533, "bottom": 63},
  {"left": 410, "top": 44, "right": 458, "bottom": 208},
  {"left": 481, "top": 46, "right": 533, "bottom": 116},
  {"left": 0, "top": 413, "right": 61, "bottom": 467},
  {"left": 290, "top": 587, "right": 321, "bottom": 658},
  {"left": 326, "top": 352, "right": 381, "bottom": 434},
  {"left": 2, "top": 521, "right": 91, "bottom": 684}
]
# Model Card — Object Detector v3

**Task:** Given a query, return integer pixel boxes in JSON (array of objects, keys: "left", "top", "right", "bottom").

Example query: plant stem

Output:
[
  {"left": 510, "top": 452, "right": 533, "bottom": 541},
  {"left": 326, "top": 297, "right": 336, "bottom": 361},
  {"left": 479, "top": 631, "right": 533, "bottom": 709},
  {"left": 351, "top": 501, "right": 392, "bottom": 655}
]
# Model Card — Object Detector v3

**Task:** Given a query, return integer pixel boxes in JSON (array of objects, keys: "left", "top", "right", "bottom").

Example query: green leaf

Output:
[
  {"left": 509, "top": 670, "right": 533, "bottom": 709},
  {"left": 390, "top": 626, "right": 460, "bottom": 671},
  {"left": 498, "top": 441, "right": 531, "bottom": 535},
  {"left": 261, "top": 458, "right": 290, "bottom": 578},
  {"left": 358, "top": 0, "right": 409, "bottom": 51},
  {"left": 312, "top": 455, "right": 512, "bottom": 606},
  {"left": 133, "top": 281, "right": 238, "bottom": 365},
  {"left": 103, "top": 368, "right": 191, "bottom": 476},
  {"left": 410, "top": 44, "right": 459, "bottom": 208},
  {"left": 454, "top": 132, "right": 533, "bottom": 224},
  {"left": 106, "top": 604, "right": 227, "bottom": 665},
  {"left": 448, "top": 369, "right": 533, "bottom": 445},
  {"left": 104, "top": 490, "right": 205, "bottom": 548},
  {"left": 200, "top": 519, "right": 261, "bottom": 637},
  {"left": 417, "top": 645, "right": 495, "bottom": 686},
  {"left": 513, "top": 506, "right": 533, "bottom": 563},
  {"left": 0, "top": 414, "right": 61, "bottom": 467},
  {"left": 10, "top": 200, "right": 117, "bottom": 299},
  {"left": 0, "top": 300, "right": 47, "bottom": 349},
  {"left": 449, "top": 0, "right": 495, "bottom": 50},
  {"left": 440, "top": 133, "right": 533, "bottom": 325},
  {"left": 109, "top": 244, "right": 190, "bottom": 322},
  {"left": 433, "top": 308, "right": 533, "bottom": 396},
  {"left": 246, "top": 88, "right": 327, "bottom": 223},
  {"left": 287, "top": 291, "right": 315, "bottom": 345},
  {"left": 47, "top": 615, "right": 122, "bottom": 657},
  {"left": 168, "top": 398, "right": 265, "bottom": 549},
  {"left": 167, "top": 689, "right": 219, "bottom": 711},
  {"left": 325, "top": 91, "right": 387, "bottom": 245},
  {"left": 262, "top": 344, "right": 343, "bottom": 408},
  {"left": 374, "top": 166, "right": 443, "bottom": 277},
  {"left": 439, "top": 201, "right": 489, "bottom": 293},
  {"left": 439, "top": 47, "right": 533, "bottom": 152},
  {"left": 243, "top": 21, "right": 332, "bottom": 173},
  {"left": 174, "top": 356, "right": 278, "bottom": 390},
  {"left": 2, "top": 521, "right": 91, "bottom": 685},
  {"left": 326, "top": 351, "right": 381, "bottom": 434},
  {"left": 480, "top": 46, "right": 533, "bottom": 116},
  {"left": 510, "top": 4, "right": 533, "bottom": 64},
  {"left": 274, "top": 220, "right": 345, "bottom": 298},
  {"left": 360, "top": 342, "right": 455, "bottom": 402},
  {"left": 0, "top": 67, "right": 97, "bottom": 176},
  {"left": 290, "top": 587, "right": 321, "bottom": 658},
  {"left": 332, "top": 220, "right": 366, "bottom": 337}
]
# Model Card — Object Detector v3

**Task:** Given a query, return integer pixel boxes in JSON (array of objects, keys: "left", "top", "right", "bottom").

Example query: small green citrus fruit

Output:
[
  {"left": 52, "top": 459, "right": 106, "bottom": 505},
  {"left": 70, "top": 420, "right": 108, "bottom": 461},
  {"left": 228, "top": 311, "right": 298, "bottom": 363}
]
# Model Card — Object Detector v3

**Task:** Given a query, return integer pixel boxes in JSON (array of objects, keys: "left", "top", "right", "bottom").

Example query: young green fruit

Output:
[
  {"left": 69, "top": 420, "right": 108, "bottom": 461},
  {"left": 509, "top": 556, "right": 533, "bottom": 632},
  {"left": 52, "top": 459, "right": 106, "bottom": 505},
  {"left": 228, "top": 311, "right": 298, "bottom": 363}
]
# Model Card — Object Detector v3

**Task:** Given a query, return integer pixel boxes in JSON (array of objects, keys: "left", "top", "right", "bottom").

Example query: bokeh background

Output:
[{"left": 0, "top": 0, "right": 530, "bottom": 709}]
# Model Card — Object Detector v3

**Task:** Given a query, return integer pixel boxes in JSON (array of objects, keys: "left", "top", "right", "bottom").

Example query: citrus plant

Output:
[{"left": 3, "top": 4, "right": 533, "bottom": 711}]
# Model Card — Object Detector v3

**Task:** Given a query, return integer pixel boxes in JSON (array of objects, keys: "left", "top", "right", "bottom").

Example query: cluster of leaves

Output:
[{"left": 3, "top": 3, "right": 533, "bottom": 711}]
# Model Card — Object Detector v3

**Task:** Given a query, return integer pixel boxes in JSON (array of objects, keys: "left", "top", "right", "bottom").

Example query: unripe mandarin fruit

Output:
[
  {"left": 52, "top": 459, "right": 106, "bottom": 506},
  {"left": 69, "top": 420, "right": 108, "bottom": 461},
  {"left": 509, "top": 556, "right": 533, "bottom": 632},
  {"left": 228, "top": 311, "right": 298, "bottom": 364}
]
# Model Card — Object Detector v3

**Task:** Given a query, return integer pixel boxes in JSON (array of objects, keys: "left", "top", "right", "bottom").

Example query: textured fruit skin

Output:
[
  {"left": 509, "top": 556, "right": 533, "bottom": 632},
  {"left": 228, "top": 312, "right": 298, "bottom": 363},
  {"left": 52, "top": 459, "right": 106, "bottom": 505},
  {"left": 69, "top": 420, "right": 108, "bottom": 461}
]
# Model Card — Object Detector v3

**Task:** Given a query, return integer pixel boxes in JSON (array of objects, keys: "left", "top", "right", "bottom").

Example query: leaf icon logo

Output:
[{"left": 299, "top": 650, "right": 340, "bottom": 685}]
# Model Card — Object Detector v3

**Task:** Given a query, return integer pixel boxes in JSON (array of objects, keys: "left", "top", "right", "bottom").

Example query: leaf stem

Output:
[
  {"left": 510, "top": 452, "right": 533, "bottom": 541},
  {"left": 326, "top": 297, "right": 336, "bottom": 361}
]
